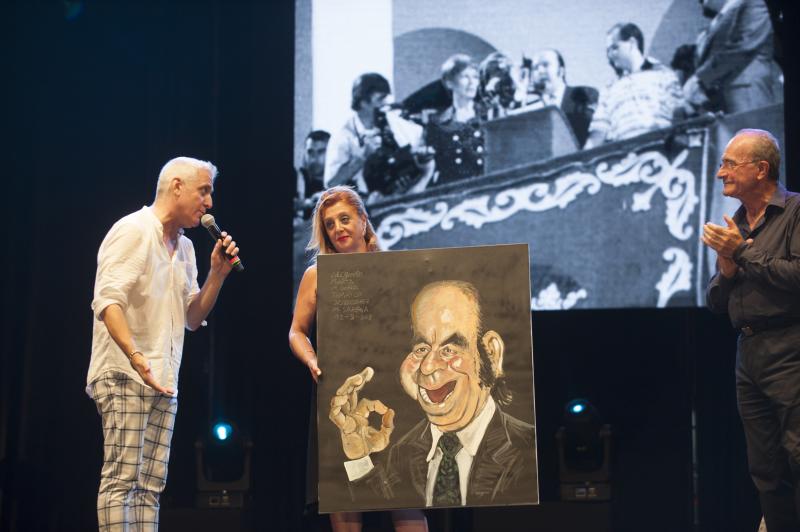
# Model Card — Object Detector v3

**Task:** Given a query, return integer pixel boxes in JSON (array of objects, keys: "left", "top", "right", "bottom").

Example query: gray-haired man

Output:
[{"left": 87, "top": 157, "right": 240, "bottom": 530}]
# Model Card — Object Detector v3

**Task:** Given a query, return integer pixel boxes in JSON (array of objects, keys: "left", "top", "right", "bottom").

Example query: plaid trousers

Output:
[{"left": 89, "top": 372, "right": 178, "bottom": 532}]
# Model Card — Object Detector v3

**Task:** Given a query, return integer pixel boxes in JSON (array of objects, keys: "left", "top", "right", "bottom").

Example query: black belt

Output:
[{"left": 739, "top": 317, "right": 800, "bottom": 337}]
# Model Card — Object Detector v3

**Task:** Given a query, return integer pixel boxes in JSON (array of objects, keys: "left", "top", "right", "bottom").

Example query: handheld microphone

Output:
[{"left": 200, "top": 214, "right": 244, "bottom": 272}]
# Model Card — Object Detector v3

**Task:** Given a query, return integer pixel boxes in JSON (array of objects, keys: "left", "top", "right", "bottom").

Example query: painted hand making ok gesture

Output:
[{"left": 328, "top": 367, "right": 395, "bottom": 460}]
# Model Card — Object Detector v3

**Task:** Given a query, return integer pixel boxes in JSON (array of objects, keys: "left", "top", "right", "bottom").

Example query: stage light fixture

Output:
[
  {"left": 570, "top": 401, "right": 586, "bottom": 415},
  {"left": 213, "top": 422, "right": 233, "bottom": 442},
  {"left": 195, "top": 420, "right": 252, "bottom": 509},
  {"left": 557, "top": 398, "right": 612, "bottom": 502}
]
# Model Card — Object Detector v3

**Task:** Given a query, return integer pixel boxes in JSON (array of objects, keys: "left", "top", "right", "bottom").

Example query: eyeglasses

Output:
[{"left": 719, "top": 159, "right": 760, "bottom": 170}]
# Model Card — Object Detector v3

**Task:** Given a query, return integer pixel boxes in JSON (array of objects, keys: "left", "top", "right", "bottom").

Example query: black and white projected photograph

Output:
[
  {"left": 315, "top": 244, "right": 537, "bottom": 513},
  {"left": 293, "top": 0, "right": 785, "bottom": 310}
]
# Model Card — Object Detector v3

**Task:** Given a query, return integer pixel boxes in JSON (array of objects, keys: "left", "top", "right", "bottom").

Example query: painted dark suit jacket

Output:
[
  {"left": 694, "top": 0, "right": 780, "bottom": 114},
  {"left": 560, "top": 85, "right": 598, "bottom": 148},
  {"left": 350, "top": 406, "right": 538, "bottom": 509}
]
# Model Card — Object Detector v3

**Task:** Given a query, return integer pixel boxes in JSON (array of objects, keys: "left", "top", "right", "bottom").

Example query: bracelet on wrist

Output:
[{"left": 127, "top": 350, "right": 143, "bottom": 360}]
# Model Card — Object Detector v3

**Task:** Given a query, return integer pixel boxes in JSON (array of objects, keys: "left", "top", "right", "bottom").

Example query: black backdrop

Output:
[{"left": 3, "top": 1, "right": 799, "bottom": 531}]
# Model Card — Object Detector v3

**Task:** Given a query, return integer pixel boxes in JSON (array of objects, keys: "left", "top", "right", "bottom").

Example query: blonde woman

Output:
[{"left": 289, "top": 186, "right": 428, "bottom": 532}]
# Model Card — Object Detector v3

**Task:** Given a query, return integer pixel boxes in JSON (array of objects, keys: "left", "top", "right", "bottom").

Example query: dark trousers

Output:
[{"left": 736, "top": 326, "right": 800, "bottom": 532}]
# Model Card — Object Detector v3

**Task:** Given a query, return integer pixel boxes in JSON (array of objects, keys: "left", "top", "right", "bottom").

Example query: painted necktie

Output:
[{"left": 433, "top": 432, "right": 462, "bottom": 506}]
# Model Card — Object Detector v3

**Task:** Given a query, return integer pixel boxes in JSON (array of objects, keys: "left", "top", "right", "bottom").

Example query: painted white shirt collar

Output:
[
  {"left": 423, "top": 395, "right": 497, "bottom": 506},
  {"left": 427, "top": 395, "right": 497, "bottom": 462}
]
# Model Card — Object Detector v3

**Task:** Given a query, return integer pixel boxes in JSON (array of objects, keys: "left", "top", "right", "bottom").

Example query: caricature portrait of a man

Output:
[{"left": 329, "top": 280, "right": 538, "bottom": 508}]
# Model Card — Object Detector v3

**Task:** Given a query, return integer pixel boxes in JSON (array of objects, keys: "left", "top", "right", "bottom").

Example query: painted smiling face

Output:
[{"left": 400, "top": 282, "right": 491, "bottom": 432}]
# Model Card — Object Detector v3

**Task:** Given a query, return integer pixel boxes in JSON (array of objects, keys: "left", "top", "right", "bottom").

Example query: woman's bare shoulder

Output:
[{"left": 299, "top": 264, "right": 318, "bottom": 290}]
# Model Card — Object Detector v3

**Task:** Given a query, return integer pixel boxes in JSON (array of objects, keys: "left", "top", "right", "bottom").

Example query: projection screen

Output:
[{"left": 292, "top": 0, "right": 785, "bottom": 310}]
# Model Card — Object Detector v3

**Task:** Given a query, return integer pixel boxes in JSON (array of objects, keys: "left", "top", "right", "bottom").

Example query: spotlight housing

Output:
[
  {"left": 556, "top": 398, "right": 611, "bottom": 501},
  {"left": 195, "top": 420, "right": 252, "bottom": 509}
]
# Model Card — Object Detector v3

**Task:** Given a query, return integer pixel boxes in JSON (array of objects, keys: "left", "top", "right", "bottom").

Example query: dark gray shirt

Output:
[{"left": 707, "top": 183, "right": 800, "bottom": 327}]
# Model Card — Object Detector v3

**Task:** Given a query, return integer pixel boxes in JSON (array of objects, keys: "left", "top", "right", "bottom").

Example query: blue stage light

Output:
[
  {"left": 213, "top": 422, "right": 233, "bottom": 442},
  {"left": 566, "top": 399, "right": 591, "bottom": 416}
]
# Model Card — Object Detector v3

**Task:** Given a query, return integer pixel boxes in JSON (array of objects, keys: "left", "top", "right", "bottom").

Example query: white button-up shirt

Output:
[{"left": 87, "top": 206, "right": 200, "bottom": 394}]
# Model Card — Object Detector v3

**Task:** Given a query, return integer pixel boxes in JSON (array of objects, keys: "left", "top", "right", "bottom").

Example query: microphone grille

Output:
[{"left": 200, "top": 214, "right": 215, "bottom": 228}]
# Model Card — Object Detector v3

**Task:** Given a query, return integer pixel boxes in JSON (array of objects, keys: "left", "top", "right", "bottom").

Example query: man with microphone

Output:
[{"left": 86, "top": 156, "right": 241, "bottom": 531}]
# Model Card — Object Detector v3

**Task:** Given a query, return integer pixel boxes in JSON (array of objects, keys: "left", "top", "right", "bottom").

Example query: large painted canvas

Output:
[{"left": 316, "top": 244, "right": 538, "bottom": 512}]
